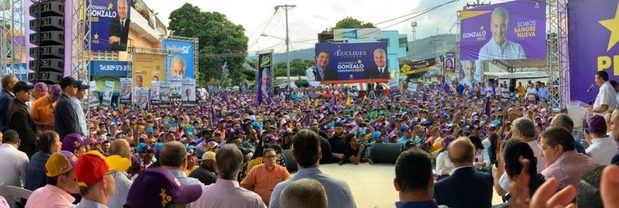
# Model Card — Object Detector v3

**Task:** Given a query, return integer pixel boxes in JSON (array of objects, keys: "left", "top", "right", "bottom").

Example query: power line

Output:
[{"left": 380, "top": 0, "right": 459, "bottom": 30}]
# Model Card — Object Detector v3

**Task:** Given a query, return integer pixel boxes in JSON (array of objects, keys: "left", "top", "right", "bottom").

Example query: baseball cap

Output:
[
  {"left": 59, "top": 150, "right": 78, "bottom": 168},
  {"left": 588, "top": 115, "right": 607, "bottom": 134},
  {"left": 45, "top": 153, "right": 74, "bottom": 177},
  {"left": 34, "top": 82, "right": 48, "bottom": 92},
  {"left": 74, "top": 151, "right": 113, "bottom": 187},
  {"left": 125, "top": 168, "right": 203, "bottom": 208},
  {"left": 76, "top": 80, "right": 90, "bottom": 90},
  {"left": 59, "top": 76, "right": 77, "bottom": 89},
  {"left": 50, "top": 84, "right": 62, "bottom": 100},
  {"left": 13, "top": 81, "right": 34, "bottom": 93},
  {"left": 200, "top": 151, "right": 216, "bottom": 161},
  {"left": 61, "top": 133, "right": 90, "bottom": 152}
]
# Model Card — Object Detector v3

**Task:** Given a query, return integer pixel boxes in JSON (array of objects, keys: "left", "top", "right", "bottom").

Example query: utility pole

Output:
[
  {"left": 411, "top": 21, "right": 417, "bottom": 61},
  {"left": 275, "top": 4, "right": 296, "bottom": 86}
]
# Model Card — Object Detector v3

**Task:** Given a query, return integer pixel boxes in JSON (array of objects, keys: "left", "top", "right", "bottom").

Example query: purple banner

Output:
[
  {"left": 313, "top": 42, "right": 389, "bottom": 84},
  {"left": 460, "top": 0, "right": 546, "bottom": 61},
  {"left": 89, "top": 0, "right": 132, "bottom": 51},
  {"left": 569, "top": 0, "right": 619, "bottom": 102},
  {"left": 257, "top": 51, "right": 272, "bottom": 105}
]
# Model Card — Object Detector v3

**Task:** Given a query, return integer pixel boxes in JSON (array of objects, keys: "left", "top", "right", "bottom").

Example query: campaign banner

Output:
[
  {"left": 314, "top": 42, "right": 389, "bottom": 84},
  {"left": 103, "top": 81, "right": 115, "bottom": 106},
  {"left": 159, "top": 82, "right": 171, "bottom": 102},
  {"left": 333, "top": 28, "right": 380, "bottom": 41},
  {"left": 150, "top": 81, "right": 160, "bottom": 101},
  {"left": 257, "top": 51, "right": 273, "bottom": 105},
  {"left": 568, "top": 0, "right": 619, "bottom": 102},
  {"left": 119, "top": 78, "right": 132, "bottom": 104},
  {"left": 169, "top": 78, "right": 182, "bottom": 101},
  {"left": 90, "top": 61, "right": 129, "bottom": 77},
  {"left": 89, "top": 0, "right": 132, "bottom": 51},
  {"left": 132, "top": 53, "right": 165, "bottom": 88},
  {"left": 163, "top": 39, "right": 196, "bottom": 80},
  {"left": 181, "top": 79, "right": 196, "bottom": 102},
  {"left": 458, "top": 60, "right": 480, "bottom": 87},
  {"left": 444, "top": 52, "right": 455, "bottom": 71},
  {"left": 460, "top": 0, "right": 546, "bottom": 61},
  {"left": 135, "top": 88, "right": 149, "bottom": 109},
  {"left": 89, "top": 81, "right": 99, "bottom": 107}
]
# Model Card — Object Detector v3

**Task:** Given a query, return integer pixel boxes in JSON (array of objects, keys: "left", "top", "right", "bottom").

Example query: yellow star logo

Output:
[
  {"left": 480, "top": 26, "right": 484, "bottom": 31},
  {"left": 357, "top": 59, "right": 362, "bottom": 64},
  {"left": 108, "top": 2, "right": 113, "bottom": 10},
  {"left": 94, "top": 33, "right": 99, "bottom": 40},
  {"left": 600, "top": 4, "right": 619, "bottom": 51}
]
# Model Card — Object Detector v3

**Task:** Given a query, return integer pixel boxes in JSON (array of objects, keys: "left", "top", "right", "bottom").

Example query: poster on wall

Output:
[
  {"left": 163, "top": 39, "right": 197, "bottom": 80},
  {"left": 169, "top": 78, "right": 182, "bottom": 101},
  {"left": 150, "top": 81, "right": 160, "bottom": 101},
  {"left": 444, "top": 52, "right": 455, "bottom": 71},
  {"left": 313, "top": 42, "right": 389, "bottom": 84},
  {"left": 119, "top": 78, "right": 132, "bottom": 104},
  {"left": 257, "top": 51, "right": 273, "bottom": 105},
  {"left": 132, "top": 53, "right": 165, "bottom": 88},
  {"left": 103, "top": 81, "right": 115, "bottom": 106},
  {"left": 89, "top": 0, "right": 132, "bottom": 51}
]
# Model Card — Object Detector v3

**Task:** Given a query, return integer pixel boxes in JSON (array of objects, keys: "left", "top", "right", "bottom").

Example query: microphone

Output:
[{"left": 586, "top": 84, "right": 595, "bottom": 92}]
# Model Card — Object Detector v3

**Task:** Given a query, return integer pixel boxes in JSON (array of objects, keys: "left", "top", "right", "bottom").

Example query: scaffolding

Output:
[
  {"left": 546, "top": 0, "right": 569, "bottom": 110},
  {"left": 69, "top": 0, "right": 91, "bottom": 81},
  {"left": 0, "top": 0, "right": 26, "bottom": 75}
]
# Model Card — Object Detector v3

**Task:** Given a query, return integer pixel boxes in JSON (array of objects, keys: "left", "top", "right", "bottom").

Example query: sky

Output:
[{"left": 143, "top": 0, "right": 506, "bottom": 53}]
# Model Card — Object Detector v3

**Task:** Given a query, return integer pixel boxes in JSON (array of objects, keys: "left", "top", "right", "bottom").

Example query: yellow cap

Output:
[
  {"left": 106, "top": 155, "right": 131, "bottom": 172},
  {"left": 201, "top": 151, "right": 216, "bottom": 161},
  {"left": 45, "top": 153, "right": 73, "bottom": 177}
]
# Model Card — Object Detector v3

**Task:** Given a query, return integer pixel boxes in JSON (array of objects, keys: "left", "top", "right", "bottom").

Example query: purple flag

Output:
[{"left": 484, "top": 96, "right": 491, "bottom": 117}]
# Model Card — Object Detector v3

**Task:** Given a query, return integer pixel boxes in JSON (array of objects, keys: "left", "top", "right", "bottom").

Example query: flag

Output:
[
  {"left": 345, "top": 96, "right": 351, "bottom": 106},
  {"left": 305, "top": 111, "right": 311, "bottom": 127}
]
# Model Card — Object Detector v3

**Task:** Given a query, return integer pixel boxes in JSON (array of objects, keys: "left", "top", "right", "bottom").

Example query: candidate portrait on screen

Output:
[
  {"left": 366, "top": 48, "right": 389, "bottom": 79},
  {"left": 478, "top": 7, "right": 525, "bottom": 60},
  {"left": 109, "top": 0, "right": 130, "bottom": 51}
]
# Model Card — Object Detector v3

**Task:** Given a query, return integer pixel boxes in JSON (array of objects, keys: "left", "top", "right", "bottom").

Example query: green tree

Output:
[
  {"left": 168, "top": 3, "right": 248, "bottom": 86},
  {"left": 334, "top": 17, "right": 376, "bottom": 29}
]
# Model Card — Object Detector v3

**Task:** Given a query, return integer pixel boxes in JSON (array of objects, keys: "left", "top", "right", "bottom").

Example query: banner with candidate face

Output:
[
  {"left": 460, "top": 0, "right": 546, "bottom": 61},
  {"left": 89, "top": 0, "right": 132, "bottom": 51},
  {"left": 163, "top": 39, "right": 197, "bottom": 80},
  {"left": 132, "top": 53, "right": 165, "bottom": 89},
  {"left": 257, "top": 51, "right": 273, "bottom": 105},
  {"left": 314, "top": 42, "right": 389, "bottom": 84},
  {"left": 569, "top": 0, "right": 619, "bottom": 102}
]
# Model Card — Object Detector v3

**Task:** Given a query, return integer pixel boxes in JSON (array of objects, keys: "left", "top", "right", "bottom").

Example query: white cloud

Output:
[{"left": 143, "top": 0, "right": 474, "bottom": 53}]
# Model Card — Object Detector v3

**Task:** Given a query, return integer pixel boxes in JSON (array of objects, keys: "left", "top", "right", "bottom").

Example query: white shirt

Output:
[
  {"left": 0, "top": 144, "right": 29, "bottom": 187},
  {"left": 478, "top": 39, "right": 526, "bottom": 60},
  {"left": 527, "top": 140, "right": 545, "bottom": 173},
  {"left": 585, "top": 136, "right": 618, "bottom": 165},
  {"left": 593, "top": 81, "right": 618, "bottom": 114},
  {"left": 435, "top": 151, "right": 455, "bottom": 176},
  {"left": 475, "top": 149, "right": 490, "bottom": 169}
]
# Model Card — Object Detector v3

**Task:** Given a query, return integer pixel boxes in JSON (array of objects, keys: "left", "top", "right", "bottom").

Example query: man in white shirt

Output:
[
  {"left": 0, "top": 130, "right": 29, "bottom": 187},
  {"left": 589, "top": 71, "right": 617, "bottom": 115},
  {"left": 585, "top": 115, "right": 618, "bottom": 165},
  {"left": 478, "top": 7, "right": 526, "bottom": 61}
]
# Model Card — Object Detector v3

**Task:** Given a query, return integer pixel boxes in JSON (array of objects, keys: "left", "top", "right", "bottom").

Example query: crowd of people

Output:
[{"left": 0, "top": 71, "right": 618, "bottom": 208}]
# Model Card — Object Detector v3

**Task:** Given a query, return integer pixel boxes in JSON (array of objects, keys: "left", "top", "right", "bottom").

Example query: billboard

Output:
[
  {"left": 5, "top": 64, "right": 30, "bottom": 82},
  {"left": 569, "top": 0, "right": 619, "bottom": 102},
  {"left": 333, "top": 28, "right": 381, "bottom": 41},
  {"left": 132, "top": 53, "right": 165, "bottom": 88},
  {"left": 312, "top": 42, "right": 389, "bottom": 84},
  {"left": 89, "top": 0, "right": 132, "bottom": 51},
  {"left": 257, "top": 51, "right": 273, "bottom": 105},
  {"left": 460, "top": 0, "right": 546, "bottom": 61},
  {"left": 90, "top": 61, "right": 129, "bottom": 77},
  {"left": 163, "top": 39, "right": 197, "bottom": 80}
]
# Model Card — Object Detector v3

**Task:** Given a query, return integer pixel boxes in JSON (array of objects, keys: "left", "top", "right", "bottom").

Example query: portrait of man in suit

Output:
[
  {"left": 367, "top": 48, "right": 389, "bottom": 79},
  {"left": 306, "top": 51, "right": 329, "bottom": 81},
  {"left": 109, "top": 0, "right": 130, "bottom": 51}
]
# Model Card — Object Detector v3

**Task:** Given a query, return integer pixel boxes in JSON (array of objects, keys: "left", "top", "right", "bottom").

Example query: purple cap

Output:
[
  {"left": 34, "top": 82, "right": 48, "bottom": 92},
  {"left": 125, "top": 168, "right": 202, "bottom": 208},
  {"left": 61, "top": 133, "right": 89, "bottom": 152},
  {"left": 59, "top": 150, "right": 77, "bottom": 168},
  {"left": 588, "top": 115, "right": 607, "bottom": 134},
  {"left": 50, "top": 84, "right": 62, "bottom": 100}
]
